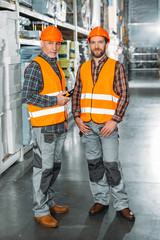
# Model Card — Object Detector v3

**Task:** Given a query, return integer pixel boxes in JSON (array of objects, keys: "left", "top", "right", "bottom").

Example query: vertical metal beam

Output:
[
  {"left": 73, "top": 0, "right": 77, "bottom": 41},
  {"left": 158, "top": 0, "right": 160, "bottom": 22},
  {"left": 15, "top": 0, "right": 20, "bottom": 54},
  {"left": 114, "top": 0, "right": 117, "bottom": 33},
  {"left": 104, "top": 0, "right": 109, "bottom": 31},
  {"left": 91, "top": 0, "right": 101, "bottom": 27}
]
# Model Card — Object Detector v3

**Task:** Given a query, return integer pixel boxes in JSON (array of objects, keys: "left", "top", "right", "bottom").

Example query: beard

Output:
[{"left": 91, "top": 48, "right": 106, "bottom": 58}]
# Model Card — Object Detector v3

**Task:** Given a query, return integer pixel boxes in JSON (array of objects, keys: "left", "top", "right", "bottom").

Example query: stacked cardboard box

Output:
[
  {"left": 59, "top": 40, "right": 71, "bottom": 59},
  {"left": 56, "top": 0, "right": 67, "bottom": 22},
  {"left": 32, "top": 0, "right": 56, "bottom": 17},
  {"left": 19, "top": 0, "right": 32, "bottom": 7},
  {"left": 58, "top": 40, "right": 79, "bottom": 116},
  {"left": 79, "top": 39, "right": 90, "bottom": 65},
  {"left": 59, "top": 40, "right": 75, "bottom": 90},
  {"left": 20, "top": 46, "right": 41, "bottom": 146},
  {"left": 64, "top": 0, "right": 73, "bottom": 25},
  {"left": 65, "top": 0, "right": 90, "bottom": 29},
  {"left": 0, "top": 11, "right": 22, "bottom": 160}
]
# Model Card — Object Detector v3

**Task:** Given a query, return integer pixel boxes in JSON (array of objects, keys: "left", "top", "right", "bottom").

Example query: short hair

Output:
[
  {"left": 105, "top": 37, "right": 109, "bottom": 43},
  {"left": 88, "top": 36, "right": 109, "bottom": 44}
]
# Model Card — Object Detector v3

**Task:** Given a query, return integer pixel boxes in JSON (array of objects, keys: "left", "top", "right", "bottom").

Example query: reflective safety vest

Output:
[
  {"left": 27, "top": 56, "right": 67, "bottom": 127},
  {"left": 80, "top": 58, "right": 119, "bottom": 123}
]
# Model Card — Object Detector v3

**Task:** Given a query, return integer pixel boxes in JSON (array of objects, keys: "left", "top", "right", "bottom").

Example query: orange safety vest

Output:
[
  {"left": 80, "top": 58, "right": 119, "bottom": 123},
  {"left": 27, "top": 56, "right": 67, "bottom": 127}
]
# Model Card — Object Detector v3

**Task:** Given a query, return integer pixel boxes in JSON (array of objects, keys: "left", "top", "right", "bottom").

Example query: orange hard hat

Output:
[
  {"left": 39, "top": 26, "right": 63, "bottom": 42},
  {"left": 88, "top": 26, "right": 110, "bottom": 43}
]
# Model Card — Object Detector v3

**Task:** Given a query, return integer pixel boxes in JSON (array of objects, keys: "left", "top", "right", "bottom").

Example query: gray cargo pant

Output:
[
  {"left": 81, "top": 121, "right": 129, "bottom": 211},
  {"left": 32, "top": 127, "right": 66, "bottom": 217}
]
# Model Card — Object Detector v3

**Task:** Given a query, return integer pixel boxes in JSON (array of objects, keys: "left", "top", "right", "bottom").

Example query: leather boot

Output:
[
  {"left": 50, "top": 204, "right": 69, "bottom": 213},
  {"left": 117, "top": 208, "right": 135, "bottom": 221},
  {"left": 35, "top": 214, "right": 58, "bottom": 228},
  {"left": 89, "top": 203, "right": 108, "bottom": 216}
]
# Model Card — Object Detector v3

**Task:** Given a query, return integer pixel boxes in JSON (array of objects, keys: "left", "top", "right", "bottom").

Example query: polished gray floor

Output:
[{"left": 0, "top": 70, "right": 160, "bottom": 240}]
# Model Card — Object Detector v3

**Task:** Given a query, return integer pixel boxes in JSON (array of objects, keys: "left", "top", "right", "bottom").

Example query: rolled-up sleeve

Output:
[
  {"left": 112, "top": 62, "right": 130, "bottom": 123},
  {"left": 72, "top": 66, "right": 82, "bottom": 118}
]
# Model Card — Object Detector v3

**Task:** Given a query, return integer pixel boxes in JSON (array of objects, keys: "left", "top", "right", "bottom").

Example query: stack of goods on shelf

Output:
[
  {"left": 32, "top": 21, "right": 49, "bottom": 31},
  {"left": 129, "top": 47, "right": 159, "bottom": 70},
  {"left": 79, "top": 39, "right": 90, "bottom": 65},
  {"left": 69, "top": 41, "right": 75, "bottom": 59},
  {"left": 59, "top": 40, "right": 70, "bottom": 88},
  {"left": 20, "top": 46, "right": 41, "bottom": 146},
  {"left": 20, "top": 17, "right": 49, "bottom": 40},
  {"left": 59, "top": 40, "right": 71, "bottom": 59},
  {"left": 64, "top": 0, "right": 73, "bottom": 25},
  {"left": 59, "top": 40, "right": 78, "bottom": 90},
  {"left": 77, "top": 0, "right": 90, "bottom": 29},
  {"left": 0, "top": 11, "right": 22, "bottom": 163},
  {"left": 69, "top": 41, "right": 80, "bottom": 75},
  {"left": 56, "top": 0, "right": 67, "bottom": 22},
  {"left": 58, "top": 40, "right": 75, "bottom": 115},
  {"left": 32, "top": 0, "right": 56, "bottom": 17},
  {"left": 32, "top": 0, "right": 67, "bottom": 21},
  {"left": 59, "top": 58, "right": 74, "bottom": 89},
  {"left": 31, "top": 21, "right": 49, "bottom": 39},
  {"left": 19, "top": 0, "right": 32, "bottom": 7},
  {"left": 64, "top": 0, "right": 90, "bottom": 29},
  {"left": 58, "top": 40, "right": 82, "bottom": 115}
]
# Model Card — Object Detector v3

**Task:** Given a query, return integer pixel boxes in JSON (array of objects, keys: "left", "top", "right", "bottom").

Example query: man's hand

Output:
[
  {"left": 100, "top": 120, "right": 117, "bottom": 137},
  {"left": 57, "top": 92, "right": 71, "bottom": 105},
  {"left": 75, "top": 117, "right": 90, "bottom": 134},
  {"left": 64, "top": 121, "right": 68, "bottom": 130}
]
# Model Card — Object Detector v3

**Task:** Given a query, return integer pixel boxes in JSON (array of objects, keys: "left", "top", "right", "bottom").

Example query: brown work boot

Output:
[
  {"left": 50, "top": 204, "right": 69, "bottom": 213},
  {"left": 117, "top": 208, "right": 135, "bottom": 221},
  {"left": 89, "top": 203, "right": 109, "bottom": 216},
  {"left": 35, "top": 214, "right": 58, "bottom": 228}
]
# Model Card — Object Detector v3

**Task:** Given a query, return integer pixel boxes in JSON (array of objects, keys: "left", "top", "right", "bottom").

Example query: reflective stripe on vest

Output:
[
  {"left": 81, "top": 107, "right": 115, "bottom": 115},
  {"left": 29, "top": 105, "right": 67, "bottom": 118},
  {"left": 26, "top": 56, "right": 67, "bottom": 127},
  {"left": 80, "top": 58, "right": 119, "bottom": 123},
  {"left": 81, "top": 93, "right": 119, "bottom": 103}
]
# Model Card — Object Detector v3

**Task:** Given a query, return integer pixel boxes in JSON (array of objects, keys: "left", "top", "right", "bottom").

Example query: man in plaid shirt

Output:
[
  {"left": 72, "top": 26, "right": 135, "bottom": 221},
  {"left": 22, "top": 26, "right": 71, "bottom": 228}
]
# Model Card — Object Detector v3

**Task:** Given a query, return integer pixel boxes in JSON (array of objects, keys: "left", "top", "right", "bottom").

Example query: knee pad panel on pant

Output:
[
  {"left": 33, "top": 152, "right": 42, "bottom": 168},
  {"left": 40, "top": 169, "right": 53, "bottom": 194},
  {"left": 88, "top": 157, "right": 105, "bottom": 182},
  {"left": 40, "top": 163, "right": 61, "bottom": 194},
  {"left": 104, "top": 162, "right": 121, "bottom": 187},
  {"left": 51, "top": 162, "right": 61, "bottom": 185}
]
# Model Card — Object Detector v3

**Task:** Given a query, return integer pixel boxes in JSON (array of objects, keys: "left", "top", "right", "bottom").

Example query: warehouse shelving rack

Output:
[
  {"left": 0, "top": 0, "right": 90, "bottom": 174},
  {"left": 0, "top": 0, "right": 89, "bottom": 44},
  {"left": 129, "top": 50, "right": 159, "bottom": 71}
]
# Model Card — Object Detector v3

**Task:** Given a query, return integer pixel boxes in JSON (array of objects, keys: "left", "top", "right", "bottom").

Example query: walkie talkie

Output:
[{"left": 64, "top": 89, "right": 74, "bottom": 97}]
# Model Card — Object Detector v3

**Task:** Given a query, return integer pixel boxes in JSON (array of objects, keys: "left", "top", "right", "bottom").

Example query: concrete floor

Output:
[{"left": 0, "top": 70, "right": 160, "bottom": 240}]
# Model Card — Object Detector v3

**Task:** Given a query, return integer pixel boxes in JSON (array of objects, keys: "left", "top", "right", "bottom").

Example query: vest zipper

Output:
[
  {"left": 91, "top": 64, "right": 101, "bottom": 120},
  {"left": 90, "top": 86, "right": 95, "bottom": 120}
]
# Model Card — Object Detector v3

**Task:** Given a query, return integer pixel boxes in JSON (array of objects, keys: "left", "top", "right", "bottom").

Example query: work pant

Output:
[
  {"left": 81, "top": 121, "right": 129, "bottom": 211},
  {"left": 32, "top": 127, "right": 66, "bottom": 217}
]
